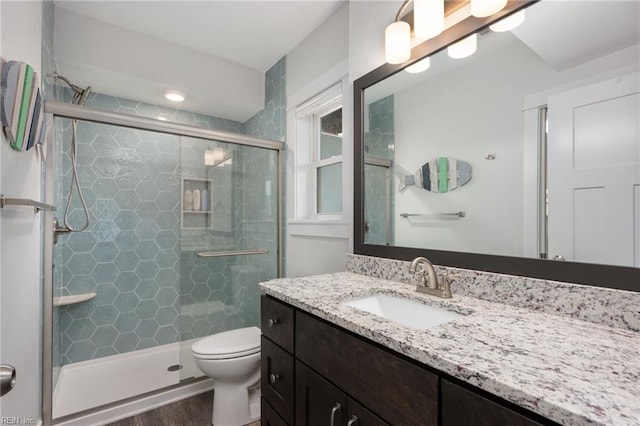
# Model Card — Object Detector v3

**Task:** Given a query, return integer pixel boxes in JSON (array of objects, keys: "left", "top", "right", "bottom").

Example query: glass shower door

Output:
[{"left": 178, "top": 136, "right": 279, "bottom": 380}]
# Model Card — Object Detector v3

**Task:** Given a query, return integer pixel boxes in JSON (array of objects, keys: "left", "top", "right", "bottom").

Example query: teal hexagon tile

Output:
[
  {"left": 67, "top": 319, "right": 96, "bottom": 340},
  {"left": 135, "top": 241, "right": 159, "bottom": 260},
  {"left": 114, "top": 271, "right": 138, "bottom": 292},
  {"left": 93, "top": 283, "right": 118, "bottom": 306},
  {"left": 154, "top": 211, "right": 177, "bottom": 230},
  {"left": 189, "top": 265, "right": 210, "bottom": 284},
  {"left": 190, "top": 285, "right": 211, "bottom": 301},
  {"left": 114, "top": 332, "right": 140, "bottom": 353},
  {"left": 114, "top": 190, "right": 140, "bottom": 210},
  {"left": 76, "top": 165, "right": 98, "bottom": 188},
  {"left": 115, "top": 211, "right": 139, "bottom": 231},
  {"left": 155, "top": 307, "right": 178, "bottom": 326},
  {"left": 66, "top": 232, "right": 97, "bottom": 253},
  {"left": 66, "top": 340, "right": 96, "bottom": 363},
  {"left": 154, "top": 325, "right": 178, "bottom": 345},
  {"left": 114, "top": 312, "right": 140, "bottom": 333},
  {"left": 134, "top": 319, "right": 157, "bottom": 340},
  {"left": 179, "top": 294, "right": 195, "bottom": 307},
  {"left": 155, "top": 231, "right": 178, "bottom": 249},
  {"left": 92, "top": 178, "right": 119, "bottom": 199},
  {"left": 92, "top": 242, "right": 118, "bottom": 262},
  {"left": 114, "top": 292, "right": 138, "bottom": 313},
  {"left": 92, "top": 305, "right": 118, "bottom": 326},
  {"left": 90, "top": 94, "right": 120, "bottom": 112},
  {"left": 92, "top": 325, "right": 118, "bottom": 348},
  {"left": 134, "top": 163, "right": 156, "bottom": 182},
  {"left": 155, "top": 250, "right": 178, "bottom": 268},
  {"left": 93, "top": 346, "right": 117, "bottom": 359},
  {"left": 155, "top": 193, "right": 178, "bottom": 211},
  {"left": 136, "top": 299, "right": 160, "bottom": 319},
  {"left": 114, "top": 127, "right": 141, "bottom": 149},
  {"left": 137, "top": 201, "right": 159, "bottom": 213},
  {"left": 67, "top": 253, "right": 97, "bottom": 275},
  {"left": 92, "top": 199, "right": 118, "bottom": 221},
  {"left": 134, "top": 181, "right": 158, "bottom": 202},
  {"left": 134, "top": 280, "right": 159, "bottom": 300},
  {"left": 93, "top": 158, "right": 121, "bottom": 179},
  {"left": 137, "top": 339, "right": 157, "bottom": 350},
  {"left": 155, "top": 135, "right": 178, "bottom": 154},
  {"left": 155, "top": 269, "right": 178, "bottom": 287},
  {"left": 135, "top": 220, "right": 160, "bottom": 241},
  {"left": 191, "top": 320, "right": 210, "bottom": 338},
  {"left": 67, "top": 209, "right": 92, "bottom": 230},
  {"left": 179, "top": 314, "right": 195, "bottom": 331},
  {"left": 115, "top": 174, "right": 140, "bottom": 190},
  {"left": 92, "top": 220, "right": 119, "bottom": 242},
  {"left": 155, "top": 287, "right": 178, "bottom": 307},
  {"left": 114, "top": 251, "right": 139, "bottom": 272},
  {"left": 67, "top": 275, "right": 97, "bottom": 294},
  {"left": 137, "top": 141, "right": 159, "bottom": 161},
  {"left": 135, "top": 261, "right": 157, "bottom": 280}
]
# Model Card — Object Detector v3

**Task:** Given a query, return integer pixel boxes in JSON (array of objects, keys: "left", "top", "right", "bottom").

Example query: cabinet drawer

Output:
[
  {"left": 262, "top": 336, "right": 294, "bottom": 423},
  {"left": 296, "top": 312, "right": 439, "bottom": 425},
  {"left": 262, "top": 296, "right": 294, "bottom": 353},
  {"left": 442, "top": 380, "right": 544, "bottom": 426},
  {"left": 261, "top": 398, "right": 288, "bottom": 426},
  {"left": 348, "top": 397, "right": 389, "bottom": 426}
]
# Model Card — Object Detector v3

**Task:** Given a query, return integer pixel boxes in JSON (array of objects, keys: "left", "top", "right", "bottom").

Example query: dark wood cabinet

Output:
[
  {"left": 261, "top": 295, "right": 555, "bottom": 426},
  {"left": 442, "top": 380, "right": 545, "bottom": 426}
]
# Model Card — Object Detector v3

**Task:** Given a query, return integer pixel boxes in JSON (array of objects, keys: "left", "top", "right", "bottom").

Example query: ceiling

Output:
[{"left": 54, "top": 0, "right": 346, "bottom": 122}]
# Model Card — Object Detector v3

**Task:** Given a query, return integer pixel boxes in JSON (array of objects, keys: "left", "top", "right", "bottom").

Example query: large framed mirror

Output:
[{"left": 354, "top": 0, "right": 640, "bottom": 291}]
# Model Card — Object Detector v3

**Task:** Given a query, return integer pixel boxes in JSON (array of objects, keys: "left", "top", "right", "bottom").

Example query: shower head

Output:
[{"left": 52, "top": 72, "right": 92, "bottom": 106}]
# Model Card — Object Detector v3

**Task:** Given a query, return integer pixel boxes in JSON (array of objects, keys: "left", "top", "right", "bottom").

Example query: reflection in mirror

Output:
[{"left": 362, "top": 0, "right": 639, "bottom": 269}]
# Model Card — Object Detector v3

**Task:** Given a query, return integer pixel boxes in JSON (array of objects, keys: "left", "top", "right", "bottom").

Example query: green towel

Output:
[{"left": 438, "top": 157, "right": 448, "bottom": 193}]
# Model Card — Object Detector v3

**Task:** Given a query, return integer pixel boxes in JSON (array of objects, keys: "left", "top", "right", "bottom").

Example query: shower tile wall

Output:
[
  {"left": 364, "top": 96, "right": 395, "bottom": 245},
  {"left": 54, "top": 58, "right": 285, "bottom": 365}
]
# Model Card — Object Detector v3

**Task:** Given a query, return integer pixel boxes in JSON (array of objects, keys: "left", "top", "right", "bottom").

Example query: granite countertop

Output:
[{"left": 259, "top": 272, "right": 640, "bottom": 426}]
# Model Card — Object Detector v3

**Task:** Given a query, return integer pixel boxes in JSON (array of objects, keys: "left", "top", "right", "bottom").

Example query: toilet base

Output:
[{"left": 211, "top": 382, "right": 260, "bottom": 426}]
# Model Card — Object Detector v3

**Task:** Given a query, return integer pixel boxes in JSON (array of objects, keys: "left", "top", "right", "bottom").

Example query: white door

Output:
[{"left": 547, "top": 73, "right": 639, "bottom": 267}]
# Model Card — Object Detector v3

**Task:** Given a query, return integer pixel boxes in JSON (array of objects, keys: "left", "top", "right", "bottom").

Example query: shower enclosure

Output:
[{"left": 45, "top": 101, "right": 282, "bottom": 423}]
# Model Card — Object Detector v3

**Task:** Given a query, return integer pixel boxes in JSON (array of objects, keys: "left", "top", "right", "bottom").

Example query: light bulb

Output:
[
  {"left": 489, "top": 10, "right": 526, "bottom": 32},
  {"left": 414, "top": 0, "right": 444, "bottom": 41},
  {"left": 471, "top": 0, "right": 508, "bottom": 18},
  {"left": 164, "top": 90, "right": 185, "bottom": 102},
  {"left": 405, "top": 57, "right": 431, "bottom": 73},
  {"left": 447, "top": 34, "right": 477, "bottom": 59},
  {"left": 385, "top": 21, "right": 411, "bottom": 64}
]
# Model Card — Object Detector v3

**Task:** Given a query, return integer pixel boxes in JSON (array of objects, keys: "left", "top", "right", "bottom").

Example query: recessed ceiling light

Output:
[{"left": 164, "top": 90, "right": 185, "bottom": 102}]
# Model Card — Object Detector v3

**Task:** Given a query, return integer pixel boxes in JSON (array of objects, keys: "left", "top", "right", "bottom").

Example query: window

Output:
[{"left": 294, "top": 83, "right": 344, "bottom": 220}]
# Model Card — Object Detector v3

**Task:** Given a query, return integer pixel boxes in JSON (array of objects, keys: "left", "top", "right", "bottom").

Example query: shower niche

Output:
[{"left": 181, "top": 178, "right": 213, "bottom": 229}]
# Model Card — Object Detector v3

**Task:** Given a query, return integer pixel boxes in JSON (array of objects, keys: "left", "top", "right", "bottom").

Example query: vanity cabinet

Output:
[{"left": 261, "top": 295, "right": 556, "bottom": 426}]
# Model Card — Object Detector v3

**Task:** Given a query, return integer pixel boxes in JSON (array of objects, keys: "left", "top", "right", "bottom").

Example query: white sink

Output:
[{"left": 343, "top": 293, "right": 463, "bottom": 330}]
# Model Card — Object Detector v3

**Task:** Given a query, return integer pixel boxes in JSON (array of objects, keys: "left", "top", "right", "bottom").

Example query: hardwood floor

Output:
[{"left": 106, "top": 392, "right": 260, "bottom": 426}]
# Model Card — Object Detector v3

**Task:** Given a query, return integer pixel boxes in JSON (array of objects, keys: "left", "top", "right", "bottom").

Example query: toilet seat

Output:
[{"left": 191, "top": 326, "right": 260, "bottom": 360}]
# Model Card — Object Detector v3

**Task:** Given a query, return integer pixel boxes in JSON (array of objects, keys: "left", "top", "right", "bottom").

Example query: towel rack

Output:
[
  {"left": 0, "top": 194, "right": 56, "bottom": 213},
  {"left": 400, "top": 211, "right": 465, "bottom": 218},
  {"left": 197, "top": 248, "right": 269, "bottom": 258}
]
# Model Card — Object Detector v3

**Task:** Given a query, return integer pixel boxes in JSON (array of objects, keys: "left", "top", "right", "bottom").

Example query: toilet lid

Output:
[{"left": 191, "top": 326, "right": 261, "bottom": 357}]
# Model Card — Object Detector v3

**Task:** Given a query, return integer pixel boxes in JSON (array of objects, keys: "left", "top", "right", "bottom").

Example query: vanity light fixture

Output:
[
  {"left": 384, "top": 0, "right": 445, "bottom": 64},
  {"left": 405, "top": 57, "right": 431, "bottom": 73},
  {"left": 447, "top": 33, "right": 477, "bottom": 59},
  {"left": 471, "top": 0, "right": 508, "bottom": 18},
  {"left": 164, "top": 90, "right": 185, "bottom": 102},
  {"left": 489, "top": 9, "right": 526, "bottom": 32}
]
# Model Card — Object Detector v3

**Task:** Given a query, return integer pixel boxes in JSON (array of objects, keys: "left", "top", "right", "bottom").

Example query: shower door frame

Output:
[{"left": 42, "top": 101, "right": 284, "bottom": 426}]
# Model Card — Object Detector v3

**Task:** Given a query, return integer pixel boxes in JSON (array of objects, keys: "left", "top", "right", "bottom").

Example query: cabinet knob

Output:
[
  {"left": 269, "top": 373, "right": 279, "bottom": 384},
  {"left": 330, "top": 402, "right": 342, "bottom": 426},
  {"left": 267, "top": 318, "right": 278, "bottom": 328},
  {"left": 347, "top": 415, "right": 359, "bottom": 426}
]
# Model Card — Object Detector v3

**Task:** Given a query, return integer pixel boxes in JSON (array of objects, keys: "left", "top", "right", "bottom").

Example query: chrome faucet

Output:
[{"left": 409, "top": 257, "right": 452, "bottom": 299}]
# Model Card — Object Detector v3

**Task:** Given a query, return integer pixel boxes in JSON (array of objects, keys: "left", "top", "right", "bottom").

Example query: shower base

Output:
[{"left": 53, "top": 338, "right": 205, "bottom": 424}]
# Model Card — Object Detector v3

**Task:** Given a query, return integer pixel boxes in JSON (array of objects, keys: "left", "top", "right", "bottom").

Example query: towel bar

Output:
[
  {"left": 197, "top": 248, "right": 269, "bottom": 258},
  {"left": 400, "top": 211, "right": 465, "bottom": 219},
  {"left": 0, "top": 194, "right": 56, "bottom": 213}
]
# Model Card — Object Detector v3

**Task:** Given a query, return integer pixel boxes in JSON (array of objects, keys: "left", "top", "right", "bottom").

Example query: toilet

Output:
[{"left": 192, "top": 326, "right": 261, "bottom": 425}]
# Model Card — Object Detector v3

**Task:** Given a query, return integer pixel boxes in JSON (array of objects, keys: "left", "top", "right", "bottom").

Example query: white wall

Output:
[
  {"left": 285, "top": 4, "right": 351, "bottom": 277},
  {"left": 0, "top": 1, "right": 44, "bottom": 422}
]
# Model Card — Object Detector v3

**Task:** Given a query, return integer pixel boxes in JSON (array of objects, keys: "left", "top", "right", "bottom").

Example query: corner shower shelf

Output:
[{"left": 53, "top": 293, "right": 96, "bottom": 307}]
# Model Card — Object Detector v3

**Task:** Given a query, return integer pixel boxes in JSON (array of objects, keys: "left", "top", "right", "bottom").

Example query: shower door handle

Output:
[{"left": 0, "top": 364, "right": 16, "bottom": 397}]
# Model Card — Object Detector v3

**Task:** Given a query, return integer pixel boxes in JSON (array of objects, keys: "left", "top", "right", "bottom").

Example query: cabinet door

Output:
[
  {"left": 296, "top": 361, "right": 347, "bottom": 426},
  {"left": 442, "top": 380, "right": 545, "bottom": 426},
  {"left": 347, "top": 398, "right": 389, "bottom": 426},
  {"left": 262, "top": 336, "right": 294, "bottom": 423},
  {"left": 261, "top": 398, "right": 288, "bottom": 426}
]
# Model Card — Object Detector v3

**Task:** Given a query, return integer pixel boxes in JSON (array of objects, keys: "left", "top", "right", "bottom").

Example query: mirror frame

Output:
[{"left": 353, "top": 0, "right": 639, "bottom": 292}]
